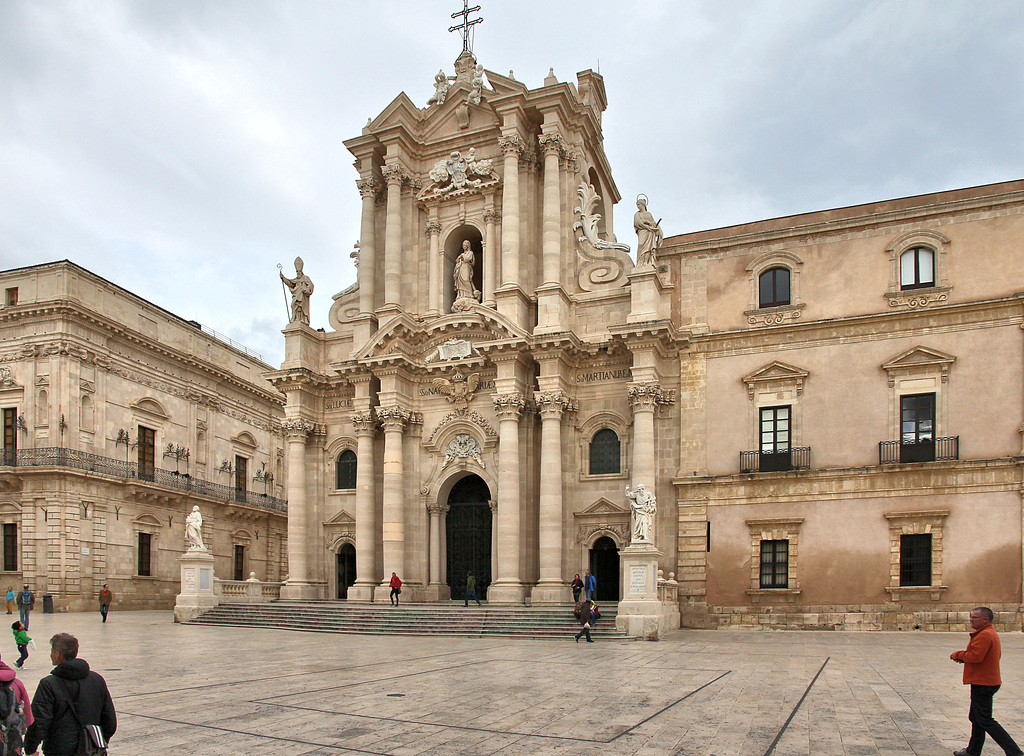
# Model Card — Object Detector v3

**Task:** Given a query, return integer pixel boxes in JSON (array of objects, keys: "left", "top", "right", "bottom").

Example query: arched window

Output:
[
  {"left": 336, "top": 449, "right": 357, "bottom": 490},
  {"left": 900, "top": 247, "right": 934, "bottom": 290},
  {"left": 759, "top": 267, "right": 791, "bottom": 308},
  {"left": 589, "top": 429, "right": 620, "bottom": 475}
]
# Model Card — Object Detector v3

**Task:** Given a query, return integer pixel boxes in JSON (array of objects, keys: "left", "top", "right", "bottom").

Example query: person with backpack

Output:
[
  {"left": 14, "top": 589, "right": 32, "bottom": 632},
  {"left": 10, "top": 624, "right": 29, "bottom": 670},
  {"left": 24, "top": 633, "right": 115, "bottom": 756}
]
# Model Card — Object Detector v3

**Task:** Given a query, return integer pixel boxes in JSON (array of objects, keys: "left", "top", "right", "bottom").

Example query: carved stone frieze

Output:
[
  {"left": 424, "top": 149, "right": 498, "bottom": 197},
  {"left": 884, "top": 287, "right": 951, "bottom": 310},
  {"left": 424, "top": 410, "right": 497, "bottom": 446},
  {"left": 745, "top": 303, "right": 806, "bottom": 327}
]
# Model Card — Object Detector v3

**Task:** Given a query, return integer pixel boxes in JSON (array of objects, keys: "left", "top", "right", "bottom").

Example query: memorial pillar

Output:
[
  {"left": 531, "top": 392, "right": 572, "bottom": 604},
  {"left": 356, "top": 177, "right": 379, "bottom": 316},
  {"left": 381, "top": 164, "right": 406, "bottom": 308},
  {"left": 488, "top": 392, "right": 525, "bottom": 603},
  {"left": 349, "top": 411, "right": 378, "bottom": 601},
  {"left": 377, "top": 406, "right": 409, "bottom": 595}
]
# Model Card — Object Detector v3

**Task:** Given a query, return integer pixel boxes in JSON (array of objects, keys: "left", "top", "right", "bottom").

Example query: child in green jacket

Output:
[{"left": 11, "top": 621, "right": 29, "bottom": 668}]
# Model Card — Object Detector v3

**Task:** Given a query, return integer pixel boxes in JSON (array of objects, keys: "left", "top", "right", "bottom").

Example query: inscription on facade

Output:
[
  {"left": 630, "top": 565, "right": 648, "bottom": 594},
  {"left": 325, "top": 399, "right": 353, "bottom": 410},
  {"left": 419, "top": 379, "right": 495, "bottom": 396},
  {"left": 576, "top": 365, "right": 630, "bottom": 383}
]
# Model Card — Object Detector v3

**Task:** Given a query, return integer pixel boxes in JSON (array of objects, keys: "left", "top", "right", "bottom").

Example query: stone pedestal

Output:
[
  {"left": 615, "top": 543, "right": 677, "bottom": 640},
  {"left": 174, "top": 548, "right": 218, "bottom": 623},
  {"left": 279, "top": 581, "right": 323, "bottom": 601},
  {"left": 626, "top": 265, "right": 671, "bottom": 323}
]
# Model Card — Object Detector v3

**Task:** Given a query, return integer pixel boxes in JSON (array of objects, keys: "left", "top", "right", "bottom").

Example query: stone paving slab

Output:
[{"left": 6, "top": 610, "right": 1023, "bottom": 755}]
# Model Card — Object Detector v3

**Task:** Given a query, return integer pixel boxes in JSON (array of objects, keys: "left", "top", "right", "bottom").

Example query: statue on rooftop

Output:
[
  {"left": 427, "top": 69, "right": 450, "bottom": 106},
  {"left": 634, "top": 195, "right": 664, "bottom": 267},
  {"left": 280, "top": 256, "right": 314, "bottom": 325}
]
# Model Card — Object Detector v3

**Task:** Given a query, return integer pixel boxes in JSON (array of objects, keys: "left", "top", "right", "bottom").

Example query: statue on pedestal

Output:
[
  {"left": 451, "top": 240, "right": 481, "bottom": 312},
  {"left": 633, "top": 195, "right": 663, "bottom": 267},
  {"left": 280, "top": 257, "right": 314, "bottom": 325},
  {"left": 625, "top": 483, "right": 657, "bottom": 544},
  {"left": 185, "top": 505, "right": 206, "bottom": 550}
]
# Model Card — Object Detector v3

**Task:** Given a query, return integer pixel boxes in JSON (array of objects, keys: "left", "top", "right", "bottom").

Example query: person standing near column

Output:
[
  {"left": 583, "top": 570, "right": 597, "bottom": 601},
  {"left": 98, "top": 585, "right": 113, "bottom": 623},
  {"left": 950, "top": 606, "right": 1023, "bottom": 756},
  {"left": 389, "top": 573, "right": 402, "bottom": 606}
]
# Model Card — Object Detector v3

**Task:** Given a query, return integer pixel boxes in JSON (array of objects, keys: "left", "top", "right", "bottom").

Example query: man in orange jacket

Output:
[{"left": 950, "top": 607, "right": 1023, "bottom": 756}]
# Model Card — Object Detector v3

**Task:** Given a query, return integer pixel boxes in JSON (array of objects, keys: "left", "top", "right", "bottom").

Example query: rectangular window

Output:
[
  {"left": 2, "top": 408, "right": 15, "bottom": 466},
  {"left": 900, "top": 533, "right": 932, "bottom": 586},
  {"left": 4, "top": 288, "right": 17, "bottom": 307},
  {"left": 138, "top": 532, "right": 152, "bottom": 577},
  {"left": 234, "top": 456, "right": 247, "bottom": 502},
  {"left": 137, "top": 425, "right": 155, "bottom": 481},
  {"left": 234, "top": 544, "right": 245, "bottom": 581},
  {"left": 2, "top": 524, "right": 16, "bottom": 572},
  {"left": 759, "top": 539, "right": 789, "bottom": 588},
  {"left": 759, "top": 406, "right": 792, "bottom": 471},
  {"left": 900, "top": 393, "right": 935, "bottom": 462}
]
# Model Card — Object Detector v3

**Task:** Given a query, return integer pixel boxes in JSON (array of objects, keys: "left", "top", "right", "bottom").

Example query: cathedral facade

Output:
[{"left": 269, "top": 50, "right": 1024, "bottom": 629}]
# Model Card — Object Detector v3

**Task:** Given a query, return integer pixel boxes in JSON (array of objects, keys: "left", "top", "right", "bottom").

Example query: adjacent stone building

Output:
[{"left": 0, "top": 261, "right": 288, "bottom": 610}]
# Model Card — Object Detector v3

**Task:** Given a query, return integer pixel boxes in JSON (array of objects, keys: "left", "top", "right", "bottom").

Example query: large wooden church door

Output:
[{"left": 446, "top": 475, "right": 492, "bottom": 601}]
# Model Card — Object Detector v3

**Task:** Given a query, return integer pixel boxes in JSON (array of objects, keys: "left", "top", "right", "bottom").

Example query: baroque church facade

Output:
[{"left": 2, "top": 48, "right": 1023, "bottom": 630}]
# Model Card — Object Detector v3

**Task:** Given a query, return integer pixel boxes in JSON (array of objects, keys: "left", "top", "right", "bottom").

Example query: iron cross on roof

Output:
[{"left": 448, "top": 0, "right": 483, "bottom": 53}]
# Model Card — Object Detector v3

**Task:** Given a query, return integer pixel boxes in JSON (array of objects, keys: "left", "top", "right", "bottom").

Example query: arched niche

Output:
[{"left": 443, "top": 224, "right": 484, "bottom": 313}]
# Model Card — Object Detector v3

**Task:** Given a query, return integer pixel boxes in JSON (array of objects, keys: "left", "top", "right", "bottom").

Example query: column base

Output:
[
  {"left": 346, "top": 583, "right": 377, "bottom": 603},
  {"left": 495, "top": 284, "right": 532, "bottom": 329},
  {"left": 485, "top": 582, "right": 527, "bottom": 605},
  {"left": 422, "top": 584, "right": 452, "bottom": 602},
  {"left": 279, "top": 582, "right": 323, "bottom": 601},
  {"left": 529, "top": 582, "right": 570, "bottom": 605}
]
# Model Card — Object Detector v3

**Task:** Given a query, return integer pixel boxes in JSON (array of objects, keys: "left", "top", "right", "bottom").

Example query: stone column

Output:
[
  {"left": 381, "top": 164, "right": 406, "bottom": 308},
  {"left": 349, "top": 411, "right": 377, "bottom": 602},
  {"left": 427, "top": 502, "right": 445, "bottom": 586},
  {"left": 628, "top": 383, "right": 663, "bottom": 492},
  {"left": 483, "top": 209, "right": 500, "bottom": 307},
  {"left": 488, "top": 393, "right": 525, "bottom": 603},
  {"left": 538, "top": 133, "right": 563, "bottom": 287},
  {"left": 498, "top": 136, "right": 522, "bottom": 286},
  {"left": 377, "top": 406, "right": 409, "bottom": 596},
  {"left": 280, "top": 420, "right": 316, "bottom": 600},
  {"left": 356, "top": 177, "right": 379, "bottom": 316},
  {"left": 426, "top": 220, "right": 442, "bottom": 316},
  {"left": 531, "top": 392, "right": 572, "bottom": 604}
]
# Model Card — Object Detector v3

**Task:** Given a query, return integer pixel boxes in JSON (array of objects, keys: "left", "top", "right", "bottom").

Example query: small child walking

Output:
[{"left": 11, "top": 622, "right": 29, "bottom": 669}]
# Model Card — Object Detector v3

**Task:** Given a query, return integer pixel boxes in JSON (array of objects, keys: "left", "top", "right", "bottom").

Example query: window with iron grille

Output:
[
  {"left": 758, "top": 267, "right": 791, "bottom": 308},
  {"left": 589, "top": 429, "right": 620, "bottom": 474},
  {"left": 336, "top": 449, "right": 357, "bottom": 489},
  {"left": 2, "top": 524, "right": 16, "bottom": 572},
  {"left": 138, "top": 532, "right": 152, "bottom": 577},
  {"left": 759, "top": 539, "right": 789, "bottom": 588},
  {"left": 900, "top": 533, "right": 932, "bottom": 586},
  {"left": 900, "top": 247, "right": 935, "bottom": 290}
]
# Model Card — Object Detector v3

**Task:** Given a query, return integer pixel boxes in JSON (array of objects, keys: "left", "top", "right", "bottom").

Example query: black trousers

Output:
[{"left": 968, "top": 684, "right": 1021, "bottom": 755}]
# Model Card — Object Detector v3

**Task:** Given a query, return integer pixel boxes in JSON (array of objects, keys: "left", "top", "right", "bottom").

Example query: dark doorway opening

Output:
[
  {"left": 337, "top": 543, "right": 356, "bottom": 599},
  {"left": 589, "top": 536, "right": 620, "bottom": 602},
  {"left": 446, "top": 475, "right": 491, "bottom": 601}
]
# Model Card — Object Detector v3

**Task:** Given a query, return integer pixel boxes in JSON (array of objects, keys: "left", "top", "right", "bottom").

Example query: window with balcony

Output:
[
  {"left": 137, "top": 425, "right": 155, "bottom": 481},
  {"left": 759, "top": 539, "right": 789, "bottom": 589},
  {"left": 235, "top": 455, "right": 248, "bottom": 502},
  {"left": 2, "top": 524, "right": 16, "bottom": 572},
  {"left": 2, "top": 408, "right": 15, "bottom": 466},
  {"left": 589, "top": 429, "right": 621, "bottom": 475},
  {"left": 759, "top": 406, "right": 791, "bottom": 471},
  {"left": 336, "top": 449, "right": 357, "bottom": 489},
  {"left": 900, "top": 393, "right": 935, "bottom": 462}
]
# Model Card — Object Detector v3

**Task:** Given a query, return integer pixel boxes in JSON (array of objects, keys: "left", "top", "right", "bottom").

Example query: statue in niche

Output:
[
  {"left": 427, "top": 69, "right": 450, "bottom": 106},
  {"left": 451, "top": 240, "right": 481, "bottom": 312},
  {"left": 625, "top": 483, "right": 657, "bottom": 544},
  {"left": 280, "top": 256, "right": 314, "bottom": 325},
  {"left": 185, "top": 505, "right": 206, "bottom": 550},
  {"left": 633, "top": 195, "right": 664, "bottom": 267}
]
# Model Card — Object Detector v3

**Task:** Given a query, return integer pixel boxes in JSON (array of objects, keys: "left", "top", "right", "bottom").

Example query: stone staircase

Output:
[{"left": 187, "top": 601, "right": 632, "bottom": 640}]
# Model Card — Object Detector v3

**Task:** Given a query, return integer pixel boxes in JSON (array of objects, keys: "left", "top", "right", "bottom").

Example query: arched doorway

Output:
[
  {"left": 589, "top": 536, "right": 620, "bottom": 602},
  {"left": 446, "top": 475, "right": 492, "bottom": 601},
  {"left": 336, "top": 543, "right": 356, "bottom": 599}
]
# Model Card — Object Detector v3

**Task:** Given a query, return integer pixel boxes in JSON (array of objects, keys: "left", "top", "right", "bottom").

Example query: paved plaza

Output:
[{"left": 6, "top": 610, "right": 1023, "bottom": 755}]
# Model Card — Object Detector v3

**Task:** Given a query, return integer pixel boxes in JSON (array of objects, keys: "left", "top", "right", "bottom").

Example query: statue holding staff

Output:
[{"left": 280, "top": 256, "right": 314, "bottom": 325}]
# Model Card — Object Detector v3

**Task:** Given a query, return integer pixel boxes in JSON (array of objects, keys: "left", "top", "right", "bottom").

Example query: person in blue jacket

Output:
[{"left": 584, "top": 570, "right": 597, "bottom": 601}]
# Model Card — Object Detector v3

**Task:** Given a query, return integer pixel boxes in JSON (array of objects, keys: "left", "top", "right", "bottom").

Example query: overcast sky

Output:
[{"left": 2, "top": 1, "right": 1022, "bottom": 366}]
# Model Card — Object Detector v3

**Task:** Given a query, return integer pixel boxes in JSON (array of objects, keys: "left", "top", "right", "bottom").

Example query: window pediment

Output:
[
  {"left": 742, "top": 361, "right": 809, "bottom": 400},
  {"left": 882, "top": 347, "right": 955, "bottom": 386}
]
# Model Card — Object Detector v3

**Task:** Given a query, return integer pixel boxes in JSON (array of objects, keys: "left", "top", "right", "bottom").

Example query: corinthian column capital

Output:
[
  {"left": 425, "top": 220, "right": 442, "bottom": 236},
  {"left": 376, "top": 406, "right": 411, "bottom": 432},
  {"left": 536, "top": 391, "right": 576, "bottom": 420},
  {"left": 357, "top": 177, "right": 381, "bottom": 199},
  {"left": 351, "top": 411, "right": 378, "bottom": 436},
  {"left": 381, "top": 164, "right": 409, "bottom": 187},
  {"left": 537, "top": 133, "right": 566, "bottom": 157},
  {"left": 283, "top": 419, "right": 314, "bottom": 440},
  {"left": 498, "top": 134, "right": 526, "bottom": 157},
  {"left": 492, "top": 392, "right": 525, "bottom": 420},
  {"left": 628, "top": 383, "right": 664, "bottom": 412}
]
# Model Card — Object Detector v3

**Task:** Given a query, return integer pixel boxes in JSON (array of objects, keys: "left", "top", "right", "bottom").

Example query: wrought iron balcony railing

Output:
[
  {"left": 1, "top": 447, "right": 287, "bottom": 513},
  {"left": 879, "top": 436, "right": 959, "bottom": 465},
  {"left": 739, "top": 447, "right": 811, "bottom": 473}
]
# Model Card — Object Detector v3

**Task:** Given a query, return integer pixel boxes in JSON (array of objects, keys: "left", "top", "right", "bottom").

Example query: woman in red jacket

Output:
[{"left": 389, "top": 573, "right": 402, "bottom": 606}]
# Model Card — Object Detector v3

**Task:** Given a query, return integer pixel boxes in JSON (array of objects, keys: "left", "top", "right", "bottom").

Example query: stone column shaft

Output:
[
  {"left": 379, "top": 407, "right": 408, "bottom": 591},
  {"left": 532, "top": 393, "right": 571, "bottom": 604},
  {"left": 428, "top": 504, "right": 443, "bottom": 585},
  {"left": 357, "top": 179, "right": 378, "bottom": 315},
  {"left": 382, "top": 166, "right": 405, "bottom": 307},
  {"left": 352, "top": 414, "right": 377, "bottom": 596},
  {"left": 426, "top": 221, "right": 442, "bottom": 316},
  {"left": 483, "top": 210, "right": 499, "bottom": 307},
  {"left": 499, "top": 137, "right": 521, "bottom": 286},
  {"left": 629, "top": 384, "right": 662, "bottom": 488},
  {"left": 280, "top": 421, "right": 313, "bottom": 599},
  {"left": 490, "top": 394, "right": 524, "bottom": 602},
  {"left": 539, "top": 134, "right": 563, "bottom": 286}
]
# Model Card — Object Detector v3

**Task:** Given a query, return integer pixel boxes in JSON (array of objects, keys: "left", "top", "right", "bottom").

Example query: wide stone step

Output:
[{"left": 187, "top": 601, "right": 631, "bottom": 639}]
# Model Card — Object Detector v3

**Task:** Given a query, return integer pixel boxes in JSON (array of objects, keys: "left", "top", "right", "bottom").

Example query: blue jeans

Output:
[
  {"left": 101, "top": 604, "right": 109, "bottom": 622},
  {"left": 968, "top": 684, "right": 1021, "bottom": 755},
  {"left": 15, "top": 644, "right": 27, "bottom": 667},
  {"left": 464, "top": 589, "right": 480, "bottom": 606},
  {"left": 18, "top": 608, "right": 28, "bottom": 630}
]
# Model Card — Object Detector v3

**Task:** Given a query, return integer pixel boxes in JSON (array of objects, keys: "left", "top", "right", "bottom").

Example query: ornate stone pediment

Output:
[
  {"left": 881, "top": 346, "right": 956, "bottom": 386},
  {"left": 579, "top": 497, "right": 627, "bottom": 516},
  {"left": 323, "top": 509, "right": 356, "bottom": 552},
  {"left": 742, "top": 361, "right": 809, "bottom": 400}
]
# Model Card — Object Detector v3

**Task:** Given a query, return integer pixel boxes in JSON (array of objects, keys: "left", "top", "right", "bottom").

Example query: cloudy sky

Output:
[{"left": 2, "top": 1, "right": 1021, "bottom": 366}]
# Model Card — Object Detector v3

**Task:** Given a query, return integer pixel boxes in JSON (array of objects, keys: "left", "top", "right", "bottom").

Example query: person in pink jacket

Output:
[{"left": 0, "top": 656, "right": 34, "bottom": 728}]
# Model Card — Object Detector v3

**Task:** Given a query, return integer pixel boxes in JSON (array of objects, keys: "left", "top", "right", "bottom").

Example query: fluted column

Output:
[
  {"left": 357, "top": 178, "right": 379, "bottom": 316},
  {"left": 538, "top": 133, "right": 564, "bottom": 286},
  {"left": 377, "top": 406, "right": 409, "bottom": 594},
  {"left": 498, "top": 136, "right": 522, "bottom": 286},
  {"left": 426, "top": 220, "right": 442, "bottom": 316},
  {"left": 532, "top": 392, "right": 573, "bottom": 604},
  {"left": 382, "top": 164, "right": 407, "bottom": 307},
  {"left": 483, "top": 209, "right": 500, "bottom": 307},
  {"left": 428, "top": 502, "right": 447, "bottom": 586},
  {"left": 488, "top": 392, "right": 525, "bottom": 603},
  {"left": 280, "top": 420, "right": 313, "bottom": 599},
  {"left": 350, "top": 412, "right": 378, "bottom": 600},
  {"left": 628, "top": 383, "right": 663, "bottom": 491}
]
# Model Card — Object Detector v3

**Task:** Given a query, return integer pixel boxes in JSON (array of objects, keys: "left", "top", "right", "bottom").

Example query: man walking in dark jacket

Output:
[{"left": 24, "top": 632, "right": 116, "bottom": 756}]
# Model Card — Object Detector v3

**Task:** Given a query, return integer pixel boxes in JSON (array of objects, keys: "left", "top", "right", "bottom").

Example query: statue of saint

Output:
[
  {"left": 625, "top": 483, "right": 657, "bottom": 544},
  {"left": 633, "top": 195, "right": 663, "bottom": 267},
  {"left": 185, "top": 505, "right": 206, "bottom": 550},
  {"left": 280, "top": 257, "right": 314, "bottom": 325},
  {"left": 451, "top": 240, "right": 480, "bottom": 312}
]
